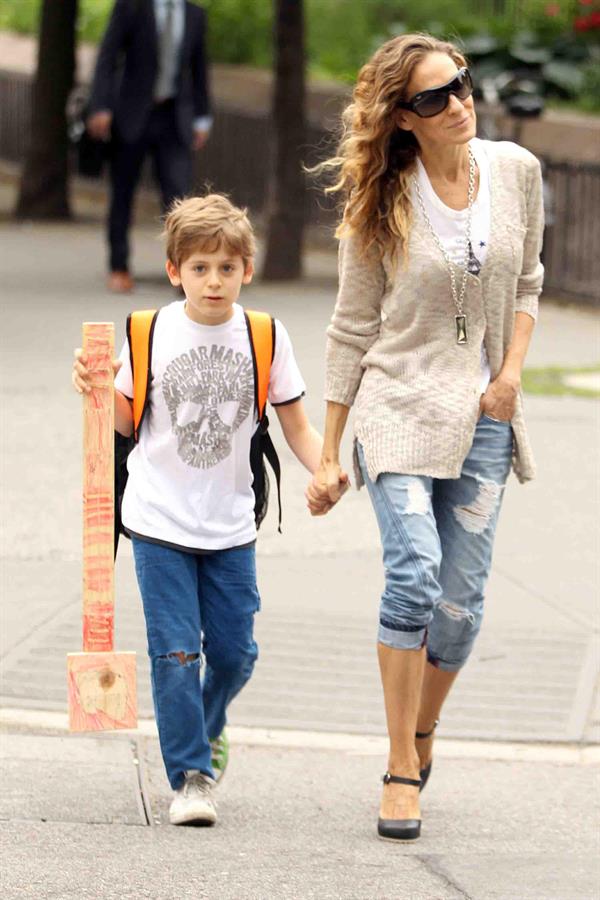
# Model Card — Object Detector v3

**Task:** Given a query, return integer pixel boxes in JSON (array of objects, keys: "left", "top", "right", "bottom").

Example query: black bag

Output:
[
  {"left": 67, "top": 85, "right": 109, "bottom": 179},
  {"left": 249, "top": 415, "right": 282, "bottom": 531}
]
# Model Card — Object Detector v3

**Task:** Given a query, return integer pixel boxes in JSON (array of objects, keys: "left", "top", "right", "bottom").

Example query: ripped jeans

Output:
[
  {"left": 358, "top": 416, "right": 513, "bottom": 671},
  {"left": 132, "top": 537, "right": 259, "bottom": 789}
]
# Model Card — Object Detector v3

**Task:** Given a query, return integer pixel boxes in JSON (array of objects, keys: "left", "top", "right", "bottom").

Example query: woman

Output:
[{"left": 307, "top": 34, "right": 544, "bottom": 841}]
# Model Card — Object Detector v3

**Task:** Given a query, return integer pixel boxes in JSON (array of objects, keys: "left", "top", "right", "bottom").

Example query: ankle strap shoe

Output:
[
  {"left": 416, "top": 719, "right": 439, "bottom": 792},
  {"left": 378, "top": 773, "right": 422, "bottom": 841}
]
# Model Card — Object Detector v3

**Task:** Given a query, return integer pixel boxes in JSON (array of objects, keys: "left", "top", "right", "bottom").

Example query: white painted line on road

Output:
[{"left": 1, "top": 707, "right": 598, "bottom": 765}]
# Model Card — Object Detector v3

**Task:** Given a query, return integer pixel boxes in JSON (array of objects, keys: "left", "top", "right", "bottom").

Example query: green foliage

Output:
[
  {"left": 578, "top": 54, "right": 600, "bottom": 111},
  {"left": 0, "top": 0, "right": 40, "bottom": 33},
  {"left": 0, "top": 0, "right": 122, "bottom": 41},
  {"left": 522, "top": 365, "right": 600, "bottom": 398},
  {"left": 77, "top": 0, "right": 116, "bottom": 43},
  {"left": 306, "top": 0, "right": 389, "bottom": 83},
  {"left": 516, "top": 0, "right": 577, "bottom": 44},
  {"left": 543, "top": 58, "right": 584, "bottom": 91},
  {"left": 202, "top": 0, "right": 272, "bottom": 66}
]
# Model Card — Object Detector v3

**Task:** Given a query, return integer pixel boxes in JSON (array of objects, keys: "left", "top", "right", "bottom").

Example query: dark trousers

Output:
[{"left": 108, "top": 100, "right": 193, "bottom": 272}]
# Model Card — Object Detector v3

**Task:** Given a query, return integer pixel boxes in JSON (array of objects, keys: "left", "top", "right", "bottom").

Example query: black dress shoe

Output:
[
  {"left": 416, "top": 719, "right": 439, "bottom": 792},
  {"left": 377, "top": 773, "right": 422, "bottom": 841}
]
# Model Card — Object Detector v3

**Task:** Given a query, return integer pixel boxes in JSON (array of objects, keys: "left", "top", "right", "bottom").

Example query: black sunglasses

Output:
[{"left": 397, "top": 67, "right": 473, "bottom": 119}]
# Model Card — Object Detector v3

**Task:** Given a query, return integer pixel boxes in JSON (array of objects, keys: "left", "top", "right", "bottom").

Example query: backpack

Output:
[{"left": 114, "top": 308, "right": 282, "bottom": 555}]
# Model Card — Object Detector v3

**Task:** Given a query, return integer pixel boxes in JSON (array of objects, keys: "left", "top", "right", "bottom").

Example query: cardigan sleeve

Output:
[
  {"left": 325, "top": 233, "right": 386, "bottom": 407},
  {"left": 515, "top": 155, "right": 545, "bottom": 320}
]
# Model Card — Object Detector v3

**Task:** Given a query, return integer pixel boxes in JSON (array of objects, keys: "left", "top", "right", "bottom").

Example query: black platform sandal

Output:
[
  {"left": 415, "top": 719, "right": 439, "bottom": 792},
  {"left": 377, "top": 773, "right": 422, "bottom": 841}
]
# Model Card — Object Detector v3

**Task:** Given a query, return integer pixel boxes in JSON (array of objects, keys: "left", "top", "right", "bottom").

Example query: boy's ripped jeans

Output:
[
  {"left": 132, "top": 538, "right": 259, "bottom": 789},
  {"left": 358, "top": 415, "right": 513, "bottom": 671}
]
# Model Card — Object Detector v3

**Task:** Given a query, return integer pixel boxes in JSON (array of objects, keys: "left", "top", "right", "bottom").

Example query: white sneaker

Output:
[{"left": 169, "top": 771, "right": 217, "bottom": 826}]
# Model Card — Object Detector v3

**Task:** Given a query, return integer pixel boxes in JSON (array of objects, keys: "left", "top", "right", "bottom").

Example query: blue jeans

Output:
[
  {"left": 132, "top": 537, "right": 260, "bottom": 789},
  {"left": 358, "top": 416, "right": 513, "bottom": 671}
]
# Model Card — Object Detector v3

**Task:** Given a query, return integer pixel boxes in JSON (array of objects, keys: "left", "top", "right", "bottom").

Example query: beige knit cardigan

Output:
[{"left": 325, "top": 140, "right": 545, "bottom": 486}]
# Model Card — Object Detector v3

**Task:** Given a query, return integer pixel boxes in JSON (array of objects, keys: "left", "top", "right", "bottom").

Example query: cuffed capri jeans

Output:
[{"left": 358, "top": 415, "right": 513, "bottom": 671}]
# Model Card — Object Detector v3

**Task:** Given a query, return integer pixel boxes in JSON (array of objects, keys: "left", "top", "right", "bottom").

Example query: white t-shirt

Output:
[
  {"left": 114, "top": 301, "right": 306, "bottom": 551},
  {"left": 415, "top": 137, "right": 491, "bottom": 394}
]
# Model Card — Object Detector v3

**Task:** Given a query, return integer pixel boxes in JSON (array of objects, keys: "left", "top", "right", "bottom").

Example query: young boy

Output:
[{"left": 72, "top": 194, "right": 343, "bottom": 826}]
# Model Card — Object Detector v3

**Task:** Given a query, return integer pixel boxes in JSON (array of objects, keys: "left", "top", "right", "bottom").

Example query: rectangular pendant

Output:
[{"left": 455, "top": 314, "right": 468, "bottom": 344}]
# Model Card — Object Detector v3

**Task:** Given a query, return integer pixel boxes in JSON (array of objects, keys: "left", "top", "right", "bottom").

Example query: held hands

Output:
[
  {"left": 305, "top": 460, "right": 350, "bottom": 517},
  {"left": 479, "top": 371, "right": 520, "bottom": 421},
  {"left": 72, "top": 349, "right": 122, "bottom": 394}
]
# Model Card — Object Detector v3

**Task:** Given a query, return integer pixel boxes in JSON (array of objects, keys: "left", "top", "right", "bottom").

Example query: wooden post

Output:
[{"left": 67, "top": 323, "right": 137, "bottom": 731}]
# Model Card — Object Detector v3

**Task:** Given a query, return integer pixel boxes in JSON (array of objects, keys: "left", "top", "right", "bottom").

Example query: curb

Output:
[{"left": 1, "top": 707, "right": 598, "bottom": 766}]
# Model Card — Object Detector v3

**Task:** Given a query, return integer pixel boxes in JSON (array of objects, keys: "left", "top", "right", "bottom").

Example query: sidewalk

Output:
[
  {"left": 1, "top": 181, "right": 599, "bottom": 898},
  {"left": 1, "top": 721, "right": 598, "bottom": 900}
]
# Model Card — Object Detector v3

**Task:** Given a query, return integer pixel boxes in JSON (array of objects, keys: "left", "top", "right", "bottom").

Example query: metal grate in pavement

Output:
[{"left": 1, "top": 605, "right": 596, "bottom": 743}]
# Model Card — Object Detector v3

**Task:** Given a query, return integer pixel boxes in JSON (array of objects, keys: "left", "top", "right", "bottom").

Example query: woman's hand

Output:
[
  {"left": 306, "top": 460, "right": 350, "bottom": 516},
  {"left": 72, "top": 349, "right": 122, "bottom": 394},
  {"left": 480, "top": 312, "right": 534, "bottom": 421},
  {"left": 479, "top": 372, "right": 520, "bottom": 422}
]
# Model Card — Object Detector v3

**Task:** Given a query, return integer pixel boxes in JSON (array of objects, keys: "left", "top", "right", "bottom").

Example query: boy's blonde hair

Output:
[{"left": 163, "top": 193, "right": 256, "bottom": 268}]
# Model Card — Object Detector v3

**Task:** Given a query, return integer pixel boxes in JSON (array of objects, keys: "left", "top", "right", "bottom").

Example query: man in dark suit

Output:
[{"left": 87, "top": 0, "right": 212, "bottom": 292}]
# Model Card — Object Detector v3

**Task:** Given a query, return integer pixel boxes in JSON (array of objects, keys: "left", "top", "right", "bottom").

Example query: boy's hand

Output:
[
  {"left": 305, "top": 461, "right": 350, "bottom": 516},
  {"left": 72, "top": 348, "right": 122, "bottom": 394}
]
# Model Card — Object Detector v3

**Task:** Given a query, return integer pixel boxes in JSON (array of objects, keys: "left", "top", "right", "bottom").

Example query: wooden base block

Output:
[{"left": 67, "top": 652, "right": 137, "bottom": 732}]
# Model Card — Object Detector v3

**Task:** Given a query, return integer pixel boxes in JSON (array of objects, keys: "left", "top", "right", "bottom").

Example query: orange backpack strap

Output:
[
  {"left": 244, "top": 309, "right": 275, "bottom": 420},
  {"left": 126, "top": 309, "right": 158, "bottom": 441}
]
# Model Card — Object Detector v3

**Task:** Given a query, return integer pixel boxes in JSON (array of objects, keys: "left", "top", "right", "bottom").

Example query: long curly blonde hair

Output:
[{"left": 319, "top": 34, "right": 467, "bottom": 265}]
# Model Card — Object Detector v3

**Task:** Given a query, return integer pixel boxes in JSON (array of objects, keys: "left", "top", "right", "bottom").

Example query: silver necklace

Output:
[{"left": 414, "top": 147, "right": 476, "bottom": 345}]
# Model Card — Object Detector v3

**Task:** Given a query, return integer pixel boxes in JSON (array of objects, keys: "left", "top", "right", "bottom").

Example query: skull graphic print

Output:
[{"left": 162, "top": 344, "right": 254, "bottom": 469}]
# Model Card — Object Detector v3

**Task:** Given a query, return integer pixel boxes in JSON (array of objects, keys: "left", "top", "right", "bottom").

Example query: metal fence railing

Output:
[
  {"left": 0, "top": 70, "right": 31, "bottom": 163},
  {"left": 542, "top": 160, "right": 600, "bottom": 303}
]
